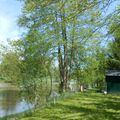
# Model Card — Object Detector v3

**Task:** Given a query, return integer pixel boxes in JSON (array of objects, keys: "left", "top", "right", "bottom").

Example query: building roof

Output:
[{"left": 106, "top": 70, "right": 120, "bottom": 76}]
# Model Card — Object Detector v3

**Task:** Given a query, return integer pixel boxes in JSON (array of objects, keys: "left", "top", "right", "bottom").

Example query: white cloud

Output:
[
  {"left": 0, "top": 16, "right": 10, "bottom": 33},
  {"left": 0, "top": 16, "right": 20, "bottom": 46}
]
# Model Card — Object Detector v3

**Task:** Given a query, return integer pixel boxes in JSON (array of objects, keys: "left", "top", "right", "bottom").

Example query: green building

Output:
[{"left": 106, "top": 70, "right": 120, "bottom": 93}]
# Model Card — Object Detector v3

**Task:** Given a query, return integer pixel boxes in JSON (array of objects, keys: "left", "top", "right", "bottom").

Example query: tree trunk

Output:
[
  {"left": 61, "top": 9, "right": 68, "bottom": 91},
  {"left": 55, "top": 5, "right": 68, "bottom": 92},
  {"left": 58, "top": 46, "right": 64, "bottom": 92}
]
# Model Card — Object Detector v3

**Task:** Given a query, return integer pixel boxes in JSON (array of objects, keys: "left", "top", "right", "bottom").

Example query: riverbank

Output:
[{"left": 5, "top": 92, "right": 120, "bottom": 120}]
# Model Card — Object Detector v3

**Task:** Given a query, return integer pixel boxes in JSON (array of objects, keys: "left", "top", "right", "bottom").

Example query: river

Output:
[{"left": 0, "top": 83, "right": 33, "bottom": 117}]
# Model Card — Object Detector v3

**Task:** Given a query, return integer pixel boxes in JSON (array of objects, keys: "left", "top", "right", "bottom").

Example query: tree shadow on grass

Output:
[{"left": 53, "top": 99, "right": 120, "bottom": 120}]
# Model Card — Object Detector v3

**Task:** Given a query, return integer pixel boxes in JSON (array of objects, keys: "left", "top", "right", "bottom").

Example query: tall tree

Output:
[
  {"left": 107, "top": 22, "right": 120, "bottom": 69},
  {"left": 10, "top": 30, "right": 53, "bottom": 105},
  {"left": 18, "top": 0, "right": 110, "bottom": 92}
]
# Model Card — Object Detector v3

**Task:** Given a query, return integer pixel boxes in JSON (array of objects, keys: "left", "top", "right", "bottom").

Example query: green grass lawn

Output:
[{"left": 9, "top": 92, "right": 120, "bottom": 120}]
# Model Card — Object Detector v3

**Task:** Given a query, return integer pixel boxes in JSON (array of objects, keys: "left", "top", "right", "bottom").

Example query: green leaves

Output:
[
  {"left": 0, "top": 52, "right": 22, "bottom": 82},
  {"left": 107, "top": 21, "right": 120, "bottom": 69}
]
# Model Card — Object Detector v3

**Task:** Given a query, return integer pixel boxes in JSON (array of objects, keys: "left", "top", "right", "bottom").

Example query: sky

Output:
[{"left": 0, "top": 0, "right": 22, "bottom": 46}]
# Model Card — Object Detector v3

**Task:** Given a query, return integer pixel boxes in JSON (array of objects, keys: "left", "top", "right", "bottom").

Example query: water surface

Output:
[{"left": 0, "top": 83, "right": 33, "bottom": 117}]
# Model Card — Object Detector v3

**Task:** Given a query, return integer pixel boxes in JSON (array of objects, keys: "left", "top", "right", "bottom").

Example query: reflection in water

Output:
[{"left": 0, "top": 90, "right": 33, "bottom": 117}]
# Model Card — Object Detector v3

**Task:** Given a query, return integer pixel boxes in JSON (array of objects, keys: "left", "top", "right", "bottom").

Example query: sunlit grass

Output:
[{"left": 16, "top": 92, "right": 120, "bottom": 120}]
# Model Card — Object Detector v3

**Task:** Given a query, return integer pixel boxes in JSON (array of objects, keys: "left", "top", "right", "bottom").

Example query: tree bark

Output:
[{"left": 61, "top": 9, "right": 68, "bottom": 91}]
